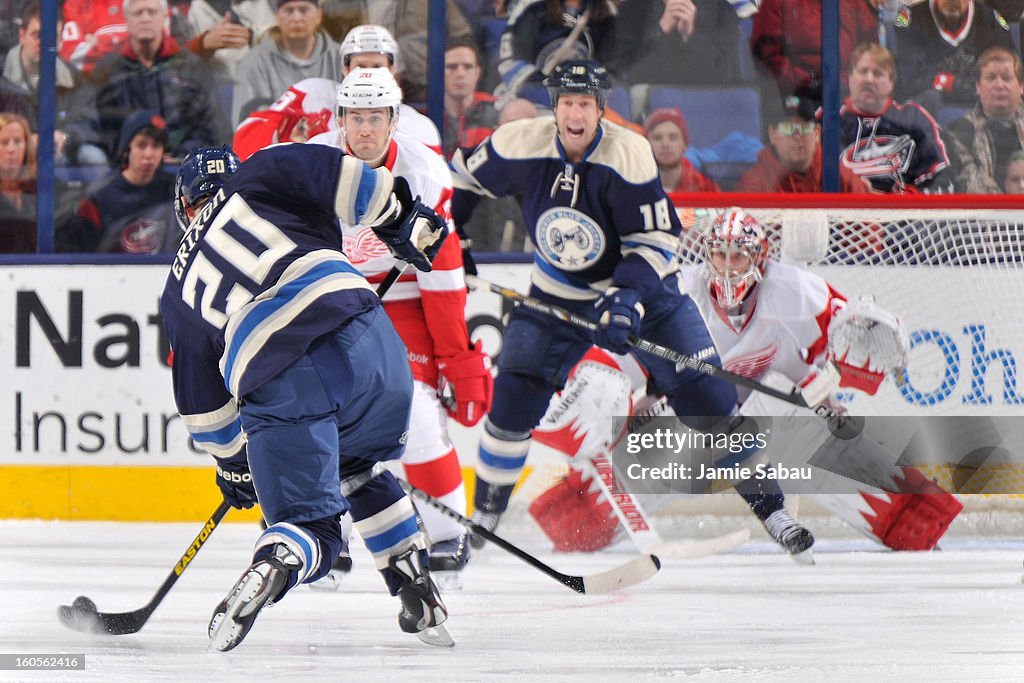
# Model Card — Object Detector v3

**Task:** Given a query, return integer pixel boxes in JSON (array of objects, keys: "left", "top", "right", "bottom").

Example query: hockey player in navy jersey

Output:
[
  {"left": 452, "top": 59, "right": 810, "bottom": 553},
  {"left": 160, "top": 144, "right": 453, "bottom": 651}
]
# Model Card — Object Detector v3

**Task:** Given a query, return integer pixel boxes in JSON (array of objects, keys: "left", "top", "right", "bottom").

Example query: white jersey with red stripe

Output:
[
  {"left": 681, "top": 260, "right": 847, "bottom": 404},
  {"left": 307, "top": 129, "right": 467, "bottom": 385}
]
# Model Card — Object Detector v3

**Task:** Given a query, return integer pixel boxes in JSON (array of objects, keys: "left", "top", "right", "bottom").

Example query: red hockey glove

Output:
[
  {"left": 932, "top": 72, "right": 955, "bottom": 95},
  {"left": 437, "top": 340, "right": 493, "bottom": 427}
]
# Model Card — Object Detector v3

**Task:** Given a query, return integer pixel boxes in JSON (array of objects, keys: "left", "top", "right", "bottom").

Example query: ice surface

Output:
[{"left": 1, "top": 520, "right": 1021, "bottom": 682}]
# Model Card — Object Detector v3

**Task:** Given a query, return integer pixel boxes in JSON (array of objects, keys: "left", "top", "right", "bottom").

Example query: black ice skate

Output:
[
  {"left": 208, "top": 543, "right": 300, "bottom": 652},
  {"left": 429, "top": 532, "right": 471, "bottom": 590},
  {"left": 389, "top": 547, "right": 454, "bottom": 647},
  {"left": 763, "top": 509, "right": 815, "bottom": 564}
]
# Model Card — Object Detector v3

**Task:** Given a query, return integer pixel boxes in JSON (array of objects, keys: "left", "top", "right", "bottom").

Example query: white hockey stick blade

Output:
[
  {"left": 417, "top": 623, "right": 455, "bottom": 648},
  {"left": 646, "top": 528, "right": 751, "bottom": 560},
  {"left": 580, "top": 554, "right": 661, "bottom": 594}
]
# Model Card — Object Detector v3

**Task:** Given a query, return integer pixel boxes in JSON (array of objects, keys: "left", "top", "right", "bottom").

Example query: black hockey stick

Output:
[
  {"left": 376, "top": 263, "right": 408, "bottom": 298},
  {"left": 467, "top": 275, "right": 817, "bottom": 408},
  {"left": 57, "top": 500, "right": 231, "bottom": 635},
  {"left": 467, "top": 275, "right": 864, "bottom": 437},
  {"left": 399, "top": 480, "right": 660, "bottom": 594}
]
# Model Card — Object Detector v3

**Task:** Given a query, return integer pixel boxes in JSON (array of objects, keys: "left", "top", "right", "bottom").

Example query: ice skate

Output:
[
  {"left": 208, "top": 543, "right": 300, "bottom": 652},
  {"left": 764, "top": 509, "right": 815, "bottom": 564},
  {"left": 429, "top": 532, "right": 470, "bottom": 590},
  {"left": 468, "top": 510, "right": 501, "bottom": 550},
  {"left": 388, "top": 547, "right": 453, "bottom": 647}
]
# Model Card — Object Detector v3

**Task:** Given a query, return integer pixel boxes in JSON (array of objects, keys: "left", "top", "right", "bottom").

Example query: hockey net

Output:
[{"left": 511, "top": 193, "right": 1024, "bottom": 540}]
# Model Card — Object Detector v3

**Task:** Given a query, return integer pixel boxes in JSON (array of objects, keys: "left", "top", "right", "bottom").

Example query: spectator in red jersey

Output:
[
  {"left": 751, "top": 0, "right": 879, "bottom": 107},
  {"left": 737, "top": 95, "right": 871, "bottom": 192},
  {"left": 643, "top": 107, "right": 720, "bottom": 193}
]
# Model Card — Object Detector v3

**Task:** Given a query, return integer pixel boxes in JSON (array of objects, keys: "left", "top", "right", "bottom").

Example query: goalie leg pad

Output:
[{"left": 528, "top": 466, "right": 620, "bottom": 552}]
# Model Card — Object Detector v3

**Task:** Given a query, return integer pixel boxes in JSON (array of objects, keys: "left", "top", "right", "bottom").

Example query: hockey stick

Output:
[
  {"left": 399, "top": 480, "right": 661, "bottom": 594},
  {"left": 376, "top": 263, "right": 408, "bottom": 298},
  {"left": 580, "top": 453, "right": 750, "bottom": 559},
  {"left": 57, "top": 500, "right": 231, "bottom": 635},
  {"left": 466, "top": 274, "right": 811, "bottom": 407}
]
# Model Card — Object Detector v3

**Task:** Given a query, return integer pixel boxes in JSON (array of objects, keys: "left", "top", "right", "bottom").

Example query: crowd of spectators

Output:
[{"left": 3, "top": 0, "right": 1024, "bottom": 254}]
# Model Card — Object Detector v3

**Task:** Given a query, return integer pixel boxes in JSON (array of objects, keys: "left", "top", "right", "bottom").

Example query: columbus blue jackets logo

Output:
[
  {"left": 841, "top": 134, "right": 915, "bottom": 179},
  {"left": 535, "top": 207, "right": 605, "bottom": 271}
]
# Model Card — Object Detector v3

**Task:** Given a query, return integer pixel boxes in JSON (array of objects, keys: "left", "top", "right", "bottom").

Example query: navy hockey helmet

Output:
[
  {"left": 543, "top": 59, "right": 612, "bottom": 110},
  {"left": 174, "top": 146, "right": 241, "bottom": 230}
]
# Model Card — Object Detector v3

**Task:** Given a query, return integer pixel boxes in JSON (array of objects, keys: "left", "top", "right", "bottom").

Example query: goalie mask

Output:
[
  {"left": 704, "top": 208, "right": 768, "bottom": 310},
  {"left": 174, "top": 146, "right": 241, "bottom": 231}
]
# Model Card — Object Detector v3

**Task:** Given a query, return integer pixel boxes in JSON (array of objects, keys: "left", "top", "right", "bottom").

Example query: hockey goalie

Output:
[{"left": 530, "top": 208, "right": 961, "bottom": 554}]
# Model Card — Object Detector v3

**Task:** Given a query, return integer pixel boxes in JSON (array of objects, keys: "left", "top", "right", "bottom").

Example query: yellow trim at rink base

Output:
[{"left": 0, "top": 465, "right": 518, "bottom": 521}]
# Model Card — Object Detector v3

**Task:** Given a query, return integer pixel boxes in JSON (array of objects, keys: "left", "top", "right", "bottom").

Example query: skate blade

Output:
[
  {"left": 208, "top": 571, "right": 264, "bottom": 652},
  {"left": 432, "top": 570, "right": 463, "bottom": 591},
  {"left": 307, "top": 571, "right": 343, "bottom": 592},
  {"left": 416, "top": 623, "right": 455, "bottom": 648},
  {"left": 789, "top": 549, "right": 815, "bottom": 566}
]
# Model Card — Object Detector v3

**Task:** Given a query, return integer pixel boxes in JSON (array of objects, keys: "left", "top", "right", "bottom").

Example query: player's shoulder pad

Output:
[
  {"left": 587, "top": 120, "right": 659, "bottom": 185},
  {"left": 489, "top": 117, "right": 560, "bottom": 161},
  {"left": 306, "top": 130, "right": 342, "bottom": 148}
]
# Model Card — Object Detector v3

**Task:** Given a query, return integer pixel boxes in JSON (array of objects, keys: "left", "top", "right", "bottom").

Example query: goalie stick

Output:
[
  {"left": 58, "top": 500, "right": 231, "bottom": 635},
  {"left": 466, "top": 275, "right": 861, "bottom": 435},
  {"left": 399, "top": 480, "right": 661, "bottom": 594}
]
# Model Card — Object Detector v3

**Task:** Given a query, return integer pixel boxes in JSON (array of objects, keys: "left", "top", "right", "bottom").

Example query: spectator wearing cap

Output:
[
  {"left": 644, "top": 107, "right": 720, "bottom": 193},
  {"left": 75, "top": 0, "right": 228, "bottom": 162},
  {"left": 946, "top": 46, "right": 1024, "bottom": 193},
  {"left": 231, "top": 0, "right": 341, "bottom": 125},
  {"left": 737, "top": 96, "right": 870, "bottom": 192},
  {"left": 58, "top": 110, "right": 178, "bottom": 253}
]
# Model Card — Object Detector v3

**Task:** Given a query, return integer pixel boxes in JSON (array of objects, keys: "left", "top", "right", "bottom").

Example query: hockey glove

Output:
[
  {"left": 593, "top": 287, "right": 644, "bottom": 355},
  {"left": 215, "top": 454, "right": 257, "bottom": 509},
  {"left": 828, "top": 295, "right": 909, "bottom": 395},
  {"left": 371, "top": 176, "right": 448, "bottom": 272},
  {"left": 437, "top": 340, "right": 493, "bottom": 427}
]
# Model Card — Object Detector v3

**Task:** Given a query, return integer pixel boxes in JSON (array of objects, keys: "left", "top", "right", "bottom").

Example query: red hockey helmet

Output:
[{"left": 704, "top": 208, "right": 768, "bottom": 309}]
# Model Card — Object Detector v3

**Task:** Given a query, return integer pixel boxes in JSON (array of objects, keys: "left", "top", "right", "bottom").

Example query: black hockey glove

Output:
[
  {"left": 372, "top": 176, "right": 448, "bottom": 272},
  {"left": 593, "top": 286, "right": 645, "bottom": 355},
  {"left": 215, "top": 454, "right": 257, "bottom": 509}
]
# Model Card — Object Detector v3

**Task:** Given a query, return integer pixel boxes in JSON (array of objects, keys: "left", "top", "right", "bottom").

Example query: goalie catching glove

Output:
[
  {"left": 437, "top": 340, "right": 493, "bottom": 427},
  {"left": 371, "top": 176, "right": 448, "bottom": 272},
  {"left": 828, "top": 295, "right": 909, "bottom": 395}
]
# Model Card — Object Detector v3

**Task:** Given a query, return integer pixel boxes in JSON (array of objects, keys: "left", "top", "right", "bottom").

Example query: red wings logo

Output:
[
  {"left": 724, "top": 343, "right": 779, "bottom": 380},
  {"left": 342, "top": 228, "right": 392, "bottom": 263}
]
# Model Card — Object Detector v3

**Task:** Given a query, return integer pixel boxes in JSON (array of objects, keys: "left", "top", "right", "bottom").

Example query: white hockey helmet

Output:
[
  {"left": 704, "top": 207, "right": 769, "bottom": 310},
  {"left": 336, "top": 67, "right": 402, "bottom": 116},
  {"left": 340, "top": 24, "right": 399, "bottom": 68}
]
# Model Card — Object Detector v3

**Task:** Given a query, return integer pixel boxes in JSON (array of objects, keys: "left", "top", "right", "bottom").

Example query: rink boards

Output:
[{"left": 1, "top": 262, "right": 1021, "bottom": 520}]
